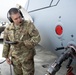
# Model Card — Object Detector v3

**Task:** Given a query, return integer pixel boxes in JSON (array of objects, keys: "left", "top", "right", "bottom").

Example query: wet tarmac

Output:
[{"left": 0, "top": 40, "right": 76, "bottom": 75}]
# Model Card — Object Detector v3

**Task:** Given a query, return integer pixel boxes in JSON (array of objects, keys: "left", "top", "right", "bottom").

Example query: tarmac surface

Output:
[{"left": 0, "top": 40, "right": 76, "bottom": 75}]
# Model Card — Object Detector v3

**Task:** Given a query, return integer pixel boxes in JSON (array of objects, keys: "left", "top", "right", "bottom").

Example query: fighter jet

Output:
[{"left": 25, "top": 0, "right": 76, "bottom": 74}]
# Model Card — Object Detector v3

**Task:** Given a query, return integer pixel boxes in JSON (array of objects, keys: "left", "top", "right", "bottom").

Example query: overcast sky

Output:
[{"left": 0, "top": 0, "right": 28, "bottom": 22}]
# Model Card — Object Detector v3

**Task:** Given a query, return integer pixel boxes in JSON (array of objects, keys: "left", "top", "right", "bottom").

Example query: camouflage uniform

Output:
[{"left": 2, "top": 20, "right": 41, "bottom": 75}]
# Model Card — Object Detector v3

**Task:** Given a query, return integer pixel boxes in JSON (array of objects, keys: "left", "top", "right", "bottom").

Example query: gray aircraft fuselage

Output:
[{"left": 25, "top": 0, "right": 76, "bottom": 56}]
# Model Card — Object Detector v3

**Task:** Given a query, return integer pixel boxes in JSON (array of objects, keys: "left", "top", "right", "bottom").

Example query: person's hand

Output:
[
  {"left": 6, "top": 58, "right": 11, "bottom": 65},
  {"left": 24, "top": 40, "right": 34, "bottom": 49}
]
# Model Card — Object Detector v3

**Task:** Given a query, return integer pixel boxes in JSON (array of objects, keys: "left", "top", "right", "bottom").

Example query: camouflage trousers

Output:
[{"left": 11, "top": 56, "right": 34, "bottom": 75}]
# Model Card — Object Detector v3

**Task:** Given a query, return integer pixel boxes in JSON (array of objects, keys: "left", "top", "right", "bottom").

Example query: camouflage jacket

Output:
[{"left": 2, "top": 20, "right": 41, "bottom": 59}]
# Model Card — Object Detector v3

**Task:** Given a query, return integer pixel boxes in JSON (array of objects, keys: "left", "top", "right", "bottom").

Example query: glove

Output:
[{"left": 24, "top": 40, "right": 34, "bottom": 49}]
